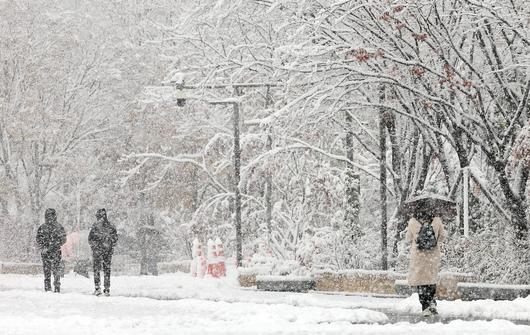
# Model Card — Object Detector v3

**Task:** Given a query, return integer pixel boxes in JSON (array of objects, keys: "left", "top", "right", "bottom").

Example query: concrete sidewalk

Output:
[
  {"left": 376, "top": 308, "right": 530, "bottom": 325},
  {"left": 315, "top": 289, "right": 530, "bottom": 325}
]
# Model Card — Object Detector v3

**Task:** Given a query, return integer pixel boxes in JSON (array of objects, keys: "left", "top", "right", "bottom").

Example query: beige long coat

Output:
[{"left": 406, "top": 216, "right": 446, "bottom": 286}]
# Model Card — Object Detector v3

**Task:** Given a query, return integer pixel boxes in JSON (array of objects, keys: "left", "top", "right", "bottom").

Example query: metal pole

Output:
[
  {"left": 265, "top": 131, "right": 272, "bottom": 246},
  {"left": 264, "top": 87, "right": 273, "bottom": 248},
  {"left": 233, "top": 97, "right": 243, "bottom": 267},
  {"left": 185, "top": 83, "right": 276, "bottom": 266}
]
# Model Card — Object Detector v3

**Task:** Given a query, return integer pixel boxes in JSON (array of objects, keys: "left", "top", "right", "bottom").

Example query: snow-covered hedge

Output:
[
  {"left": 318, "top": 269, "right": 407, "bottom": 277},
  {"left": 256, "top": 275, "right": 315, "bottom": 292},
  {"left": 239, "top": 254, "right": 310, "bottom": 277},
  {"left": 256, "top": 275, "right": 313, "bottom": 282},
  {"left": 158, "top": 260, "right": 191, "bottom": 274}
]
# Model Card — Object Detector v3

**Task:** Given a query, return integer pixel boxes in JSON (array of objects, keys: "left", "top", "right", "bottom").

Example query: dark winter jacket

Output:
[
  {"left": 36, "top": 209, "right": 67, "bottom": 254},
  {"left": 88, "top": 209, "right": 118, "bottom": 256}
]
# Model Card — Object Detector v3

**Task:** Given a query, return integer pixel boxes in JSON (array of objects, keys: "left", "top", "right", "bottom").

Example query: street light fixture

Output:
[
  {"left": 209, "top": 98, "right": 243, "bottom": 267},
  {"left": 175, "top": 90, "right": 187, "bottom": 108},
  {"left": 171, "top": 82, "right": 278, "bottom": 267},
  {"left": 172, "top": 85, "right": 243, "bottom": 266}
]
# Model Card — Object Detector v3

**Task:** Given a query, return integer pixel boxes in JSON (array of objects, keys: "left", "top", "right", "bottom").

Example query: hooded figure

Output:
[
  {"left": 88, "top": 208, "right": 118, "bottom": 296},
  {"left": 137, "top": 215, "right": 162, "bottom": 276},
  {"left": 36, "top": 208, "right": 67, "bottom": 292}
]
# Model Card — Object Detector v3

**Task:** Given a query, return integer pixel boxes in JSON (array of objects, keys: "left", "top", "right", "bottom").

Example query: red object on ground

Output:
[
  {"left": 191, "top": 239, "right": 207, "bottom": 278},
  {"left": 206, "top": 239, "right": 216, "bottom": 276},
  {"left": 199, "top": 253, "right": 206, "bottom": 278},
  {"left": 213, "top": 238, "right": 226, "bottom": 277}
]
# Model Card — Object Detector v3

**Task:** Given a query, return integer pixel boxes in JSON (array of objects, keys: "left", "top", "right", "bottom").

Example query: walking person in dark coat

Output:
[
  {"left": 88, "top": 208, "right": 118, "bottom": 296},
  {"left": 36, "top": 208, "right": 67, "bottom": 292},
  {"left": 138, "top": 217, "right": 161, "bottom": 276}
]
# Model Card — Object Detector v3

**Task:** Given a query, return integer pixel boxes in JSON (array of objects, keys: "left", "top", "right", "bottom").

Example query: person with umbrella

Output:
[
  {"left": 404, "top": 194, "right": 451, "bottom": 317},
  {"left": 88, "top": 208, "right": 118, "bottom": 296}
]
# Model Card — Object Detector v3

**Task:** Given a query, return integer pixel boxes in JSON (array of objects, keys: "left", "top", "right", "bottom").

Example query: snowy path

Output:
[{"left": 1, "top": 272, "right": 530, "bottom": 334}]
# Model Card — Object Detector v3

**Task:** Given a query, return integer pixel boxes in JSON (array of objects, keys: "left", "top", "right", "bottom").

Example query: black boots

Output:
[{"left": 93, "top": 287, "right": 110, "bottom": 296}]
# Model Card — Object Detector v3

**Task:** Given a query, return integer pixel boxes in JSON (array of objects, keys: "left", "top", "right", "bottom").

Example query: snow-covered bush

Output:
[{"left": 241, "top": 252, "right": 310, "bottom": 277}]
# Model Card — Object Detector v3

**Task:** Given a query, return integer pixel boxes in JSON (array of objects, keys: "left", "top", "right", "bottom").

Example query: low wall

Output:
[
  {"left": 314, "top": 270, "right": 407, "bottom": 295},
  {"left": 0, "top": 261, "right": 136, "bottom": 276},
  {"left": 0, "top": 262, "right": 42, "bottom": 275},
  {"left": 313, "top": 272, "right": 343, "bottom": 291},
  {"left": 437, "top": 272, "right": 476, "bottom": 300},
  {"left": 238, "top": 268, "right": 477, "bottom": 298},
  {"left": 395, "top": 272, "right": 477, "bottom": 300},
  {"left": 457, "top": 282, "right": 530, "bottom": 301},
  {"left": 314, "top": 270, "right": 476, "bottom": 299},
  {"left": 238, "top": 274, "right": 257, "bottom": 287},
  {"left": 237, "top": 266, "right": 275, "bottom": 287},
  {"left": 238, "top": 269, "right": 408, "bottom": 293},
  {"left": 0, "top": 260, "right": 192, "bottom": 276}
]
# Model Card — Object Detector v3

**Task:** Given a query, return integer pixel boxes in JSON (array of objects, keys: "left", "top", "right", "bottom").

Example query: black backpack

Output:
[{"left": 416, "top": 220, "right": 437, "bottom": 251}]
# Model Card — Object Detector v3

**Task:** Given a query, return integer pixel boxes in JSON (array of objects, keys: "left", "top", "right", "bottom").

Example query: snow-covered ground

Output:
[{"left": 1, "top": 270, "right": 529, "bottom": 334}]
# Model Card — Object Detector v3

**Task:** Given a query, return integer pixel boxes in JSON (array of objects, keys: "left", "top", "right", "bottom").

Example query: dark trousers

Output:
[
  {"left": 93, "top": 252, "right": 112, "bottom": 291},
  {"left": 41, "top": 250, "right": 62, "bottom": 292},
  {"left": 417, "top": 284, "right": 437, "bottom": 311}
]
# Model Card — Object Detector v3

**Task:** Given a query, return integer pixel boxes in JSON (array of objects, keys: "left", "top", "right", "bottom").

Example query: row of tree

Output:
[{"left": 1, "top": 0, "right": 528, "bottom": 282}]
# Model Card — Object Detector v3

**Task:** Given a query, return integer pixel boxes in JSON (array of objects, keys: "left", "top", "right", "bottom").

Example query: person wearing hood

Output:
[
  {"left": 36, "top": 208, "right": 67, "bottom": 292},
  {"left": 137, "top": 215, "right": 162, "bottom": 276},
  {"left": 88, "top": 208, "right": 118, "bottom": 296}
]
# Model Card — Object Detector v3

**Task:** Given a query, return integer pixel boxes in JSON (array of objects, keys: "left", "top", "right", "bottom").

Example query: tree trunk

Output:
[
  {"left": 343, "top": 110, "right": 361, "bottom": 268},
  {"left": 232, "top": 95, "right": 242, "bottom": 267},
  {"left": 392, "top": 130, "right": 420, "bottom": 259},
  {"left": 496, "top": 166, "right": 529, "bottom": 243},
  {"left": 344, "top": 111, "right": 361, "bottom": 234},
  {"left": 379, "top": 108, "right": 388, "bottom": 270}
]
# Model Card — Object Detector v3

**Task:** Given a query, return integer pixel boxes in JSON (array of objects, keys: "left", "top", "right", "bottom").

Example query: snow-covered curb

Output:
[
  {"left": 313, "top": 269, "right": 406, "bottom": 277},
  {"left": 256, "top": 275, "right": 313, "bottom": 282},
  {"left": 458, "top": 283, "right": 530, "bottom": 290},
  {"left": 397, "top": 293, "right": 530, "bottom": 321}
]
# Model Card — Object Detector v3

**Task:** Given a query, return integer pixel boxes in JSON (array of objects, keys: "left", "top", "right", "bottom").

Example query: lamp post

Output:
[
  {"left": 209, "top": 97, "right": 243, "bottom": 267},
  {"left": 172, "top": 82, "right": 278, "bottom": 267}
]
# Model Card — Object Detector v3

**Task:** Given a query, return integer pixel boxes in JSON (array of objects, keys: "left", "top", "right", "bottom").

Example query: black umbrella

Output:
[{"left": 402, "top": 193, "right": 457, "bottom": 218}]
